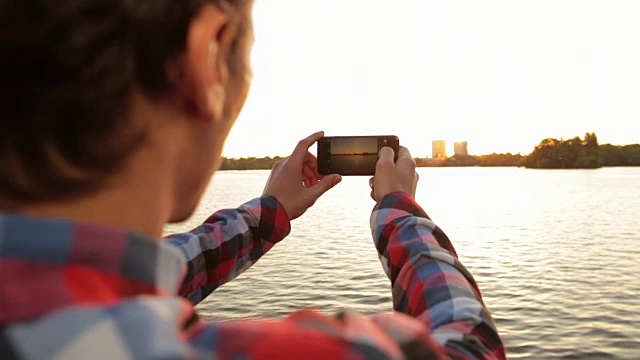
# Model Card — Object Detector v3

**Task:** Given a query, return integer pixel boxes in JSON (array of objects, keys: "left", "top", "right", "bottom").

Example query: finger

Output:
[
  {"left": 376, "top": 147, "right": 396, "bottom": 174},
  {"left": 304, "top": 152, "right": 319, "bottom": 170},
  {"left": 397, "top": 146, "right": 417, "bottom": 170},
  {"left": 369, "top": 177, "right": 377, "bottom": 201},
  {"left": 378, "top": 147, "right": 395, "bottom": 162},
  {"left": 397, "top": 146, "right": 412, "bottom": 160},
  {"left": 307, "top": 174, "right": 342, "bottom": 200},
  {"left": 313, "top": 167, "right": 323, "bottom": 181},
  {"left": 304, "top": 152, "right": 324, "bottom": 180},
  {"left": 303, "top": 164, "right": 318, "bottom": 184},
  {"left": 292, "top": 131, "right": 325, "bottom": 162}
]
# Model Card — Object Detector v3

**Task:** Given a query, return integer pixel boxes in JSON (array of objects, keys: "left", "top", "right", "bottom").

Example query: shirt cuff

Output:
[
  {"left": 373, "top": 192, "right": 431, "bottom": 222},
  {"left": 241, "top": 195, "right": 292, "bottom": 244}
]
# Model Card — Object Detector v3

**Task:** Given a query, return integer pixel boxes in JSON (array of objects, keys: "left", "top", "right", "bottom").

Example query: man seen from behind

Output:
[{"left": 0, "top": 0, "right": 505, "bottom": 359}]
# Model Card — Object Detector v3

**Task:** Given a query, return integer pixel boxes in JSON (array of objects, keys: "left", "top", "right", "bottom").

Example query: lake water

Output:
[{"left": 165, "top": 167, "right": 640, "bottom": 359}]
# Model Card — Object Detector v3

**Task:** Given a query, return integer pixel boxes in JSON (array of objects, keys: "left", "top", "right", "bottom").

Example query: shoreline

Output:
[{"left": 219, "top": 139, "right": 639, "bottom": 170}]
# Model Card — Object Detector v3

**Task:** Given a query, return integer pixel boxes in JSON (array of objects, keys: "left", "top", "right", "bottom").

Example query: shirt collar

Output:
[{"left": 0, "top": 212, "right": 186, "bottom": 324}]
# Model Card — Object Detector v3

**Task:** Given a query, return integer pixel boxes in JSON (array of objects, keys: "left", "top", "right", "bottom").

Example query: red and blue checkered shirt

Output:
[{"left": 0, "top": 193, "right": 505, "bottom": 359}]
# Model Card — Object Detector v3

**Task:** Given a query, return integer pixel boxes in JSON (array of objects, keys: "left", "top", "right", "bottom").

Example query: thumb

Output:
[
  {"left": 308, "top": 174, "right": 342, "bottom": 200},
  {"left": 376, "top": 147, "right": 396, "bottom": 173},
  {"left": 379, "top": 146, "right": 395, "bottom": 162}
]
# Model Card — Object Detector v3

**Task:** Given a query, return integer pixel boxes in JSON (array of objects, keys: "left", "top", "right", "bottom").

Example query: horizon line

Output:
[{"left": 222, "top": 141, "right": 639, "bottom": 159}]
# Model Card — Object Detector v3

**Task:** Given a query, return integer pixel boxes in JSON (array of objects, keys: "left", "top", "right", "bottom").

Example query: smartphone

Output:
[{"left": 317, "top": 136, "right": 400, "bottom": 176}]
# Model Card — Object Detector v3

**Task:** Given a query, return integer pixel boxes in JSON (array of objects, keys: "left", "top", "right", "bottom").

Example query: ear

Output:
[{"left": 175, "top": 4, "right": 230, "bottom": 123}]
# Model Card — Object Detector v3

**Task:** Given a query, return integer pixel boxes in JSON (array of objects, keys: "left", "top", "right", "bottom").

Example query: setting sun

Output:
[{"left": 223, "top": 0, "right": 640, "bottom": 158}]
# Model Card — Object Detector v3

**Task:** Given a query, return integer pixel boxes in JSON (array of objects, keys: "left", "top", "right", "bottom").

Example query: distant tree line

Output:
[
  {"left": 415, "top": 153, "right": 523, "bottom": 167},
  {"left": 518, "top": 132, "right": 640, "bottom": 169},
  {"left": 220, "top": 133, "right": 639, "bottom": 171},
  {"left": 219, "top": 157, "right": 283, "bottom": 170},
  {"left": 221, "top": 153, "right": 525, "bottom": 171},
  {"left": 599, "top": 144, "right": 640, "bottom": 166}
]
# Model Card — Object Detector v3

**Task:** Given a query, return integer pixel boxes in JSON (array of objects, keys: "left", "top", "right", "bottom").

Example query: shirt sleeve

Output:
[
  {"left": 371, "top": 192, "right": 505, "bottom": 359},
  {"left": 176, "top": 192, "right": 504, "bottom": 359},
  {"left": 185, "top": 307, "right": 501, "bottom": 360},
  {"left": 165, "top": 195, "right": 291, "bottom": 304},
  {"left": 186, "top": 309, "right": 450, "bottom": 360}
]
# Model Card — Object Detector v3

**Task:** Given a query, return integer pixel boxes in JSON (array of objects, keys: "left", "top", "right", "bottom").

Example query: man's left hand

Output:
[{"left": 263, "top": 131, "right": 342, "bottom": 220}]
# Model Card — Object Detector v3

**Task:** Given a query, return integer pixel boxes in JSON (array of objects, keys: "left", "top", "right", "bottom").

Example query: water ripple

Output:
[{"left": 165, "top": 167, "right": 640, "bottom": 359}]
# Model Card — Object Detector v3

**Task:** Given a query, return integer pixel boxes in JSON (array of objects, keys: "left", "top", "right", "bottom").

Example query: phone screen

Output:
[{"left": 318, "top": 136, "right": 399, "bottom": 176}]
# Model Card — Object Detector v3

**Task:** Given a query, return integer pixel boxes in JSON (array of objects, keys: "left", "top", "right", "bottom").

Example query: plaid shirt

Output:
[{"left": 0, "top": 193, "right": 504, "bottom": 359}]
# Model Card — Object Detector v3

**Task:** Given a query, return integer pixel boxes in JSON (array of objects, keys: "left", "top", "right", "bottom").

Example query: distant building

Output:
[
  {"left": 432, "top": 140, "right": 447, "bottom": 158},
  {"left": 454, "top": 141, "right": 469, "bottom": 156}
]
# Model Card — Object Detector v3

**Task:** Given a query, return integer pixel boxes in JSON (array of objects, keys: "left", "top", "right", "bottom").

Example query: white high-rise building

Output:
[
  {"left": 432, "top": 140, "right": 447, "bottom": 158},
  {"left": 454, "top": 141, "right": 469, "bottom": 156}
]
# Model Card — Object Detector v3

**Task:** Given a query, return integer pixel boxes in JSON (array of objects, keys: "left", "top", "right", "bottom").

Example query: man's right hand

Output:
[
  {"left": 369, "top": 146, "right": 419, "bottom": 202},
  {"left": 263, "top": 131, "right": 342, "bottom": 220}
]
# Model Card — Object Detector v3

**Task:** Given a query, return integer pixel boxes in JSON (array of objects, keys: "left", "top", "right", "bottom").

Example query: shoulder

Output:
[
  {"left": 188, "top": 309, "right": 447, "bottom": 360},
  {"left": 2, "top": 296, "right": 194, "bottom": 360}
]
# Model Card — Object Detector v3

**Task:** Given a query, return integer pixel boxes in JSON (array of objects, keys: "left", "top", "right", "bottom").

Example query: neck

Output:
[
  {"left": 9, "top": 148, "right": 175, "bottom": 239},
  {"left": 3, "top": 95, "right": 187, "bottom": 239}
]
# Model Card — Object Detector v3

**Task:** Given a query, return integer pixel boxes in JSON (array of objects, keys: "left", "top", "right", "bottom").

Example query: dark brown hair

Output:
[{"left": 0, "top": 0, "right": 236, "bottom": 202}]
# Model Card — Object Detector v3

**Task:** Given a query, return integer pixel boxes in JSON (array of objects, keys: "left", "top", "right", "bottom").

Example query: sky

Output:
[{"left": 223, "top": 0, "right": 640, "bottom": 158}]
